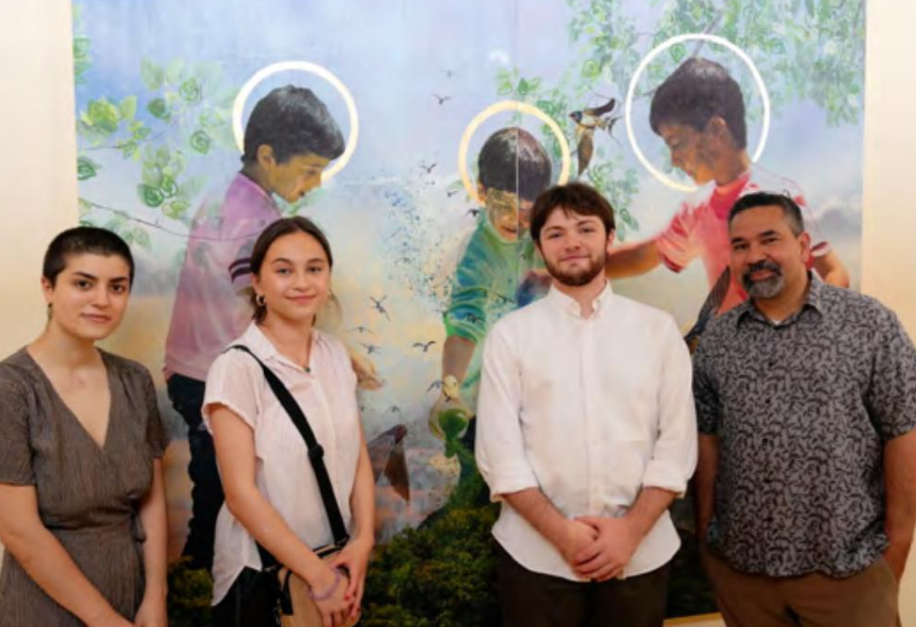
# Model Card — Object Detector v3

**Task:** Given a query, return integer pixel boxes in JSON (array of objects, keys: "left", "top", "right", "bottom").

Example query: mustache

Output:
[{"left": 744, "top": 260, "right": 782, "bottom": 277}]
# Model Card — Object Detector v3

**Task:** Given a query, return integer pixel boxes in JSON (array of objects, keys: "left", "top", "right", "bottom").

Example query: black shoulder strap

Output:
[{"left": 228, "top": 345, "right": 350, "bottom": 549}]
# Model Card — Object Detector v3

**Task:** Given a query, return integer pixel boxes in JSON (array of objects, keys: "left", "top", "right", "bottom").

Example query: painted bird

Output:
[
  {"left": 369, "top": 296, "right": 391, "bottom": 320},
  {"left": 413, "top": 340, "right": 436, "bottom": 352},
  {"left": 367, "top": 424, "right": 410, "bottom": 502},
  {"left": 569, "top": 97, "right": 621, "bottom": 177}
]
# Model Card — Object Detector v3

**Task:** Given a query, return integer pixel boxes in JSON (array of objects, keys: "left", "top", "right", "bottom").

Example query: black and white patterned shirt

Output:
[{"left": 693, "top": 277, "right": 916, "bottom": 577}]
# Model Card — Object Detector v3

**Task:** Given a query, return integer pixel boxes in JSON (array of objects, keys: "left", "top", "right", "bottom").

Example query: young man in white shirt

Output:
[{"left": 476, "top": 182, "right": 698, "bottom": 627}]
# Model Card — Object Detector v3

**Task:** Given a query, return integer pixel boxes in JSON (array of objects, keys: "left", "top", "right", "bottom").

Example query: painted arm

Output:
[
  {"left": 134, "top": 459, "right": 169, "bottom": 627},
  {"left": 883, "top": 429, "right": 916, "bottom": 582},
  {"left": 605, "top": 238, "right": 662, "bottom": 279},
  {"left": 0, "top": 484, "right": 133, "bottom": 627},
  {"left": 209, "top": 405, "right": 352, "bottom": 624},
  {"left": 442, "top": 334, "right": 475, "bottom": 385},
  {"left": 330, "top": 427, "right": 376, "bottom": 621},
  {"left": 813, "top": 249, "right": 850, "bottom": 288}
]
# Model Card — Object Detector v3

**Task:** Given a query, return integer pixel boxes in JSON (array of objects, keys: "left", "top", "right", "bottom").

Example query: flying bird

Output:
[
  {"left": 369, "top": 296, "right": 391, "bottom": 320},
  {"left": 446, "top": 189, "right": 460, "bottom": 198},
  {"left": 367, "top": 424, "right": 410, "bottom": 502},
  {"left": 427, "top": 379, "right": 443, "bottom": 393},
  {"left": 348, "top": 325, "right": 375, "bottom": 335},
  {"left": 419, "top": 161, "right": 437, "bottom": 174},
  {"left": 568, "top": 97, "right": 621, "bottom": 177},
  {"left": 466, "top": 208, "right": 482, "bottom": 218},
  {"left": 431, "top": 93, "right": 452, "bottom": 105},
  {"left": 412, "top": 340, "right": 437, "bottom": 352},
  {"left": 360, "top": 342, "right": 382, "bottom": 355}
]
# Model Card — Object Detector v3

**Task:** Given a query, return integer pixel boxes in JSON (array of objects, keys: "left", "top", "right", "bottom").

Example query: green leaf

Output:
[
  {"left": 141, "top": 162, "right": 163, "bottom": 187},
  {"left": 517, "top": 78, "right": 530, "bottom": 96},
  {"left": 119, "top": 96, "right": 137, "bottom": 121},
  {"left": 155, "top": 147, "right": 171, "bottom": 168},
  {"left": 140, "top": 58, "right": 164, "bottom": 91},
  {"left": 147, "top": 98, "right": 170, "bottom": 120},
  {"left": 164, "top": 199, "right": 191, "bottom": 219},
  {"left": 179, "top": 78, "right": 201, "bottom": 102},
  {"left": 190, "top": 129, "right": 211, "bottom": 154},
  {"left": 132, "top": 228, "right": 152, "bottom": 250},
  {"left": 133, "top": 125, "right": 152, "bottom": 140},
  {"left": 670, "top": 43, "right": 687, "bottom": 63},
  {"left": 160, "top": 175, "right": 179, "bottom": 198},
  {"left": 76, "top": 156, "right": 99, "bottom": 181},
  {"left": 87, "top": 99, "right": 120, "bottom": 134},
  {"left": 497, "top": 80, "right": 513, "bottom": 97},
  {"left": 581, "top": 59, "right": 601, "bottom": 78},
  {"left": 121, "top": 141, "right": 139, "bottom": 159},
  {"left": 138, "top": 184, "right": 165, "bottom": 208},
  {"left": 73, "top": 35, "right": 90, "bottom": 60},
  {"left": 166, "top": 59, "right": 184, "bottom": 86}
]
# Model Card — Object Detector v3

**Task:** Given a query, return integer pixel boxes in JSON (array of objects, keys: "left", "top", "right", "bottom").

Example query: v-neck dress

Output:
[{"left": 0, "top": 348, "right": 170, "bottom": 626}]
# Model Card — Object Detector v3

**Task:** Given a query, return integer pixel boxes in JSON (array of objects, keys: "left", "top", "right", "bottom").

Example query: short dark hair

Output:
[
  {"left": 478, "top": 127, "right": 552, "bottom": 201},
  {"left": 650, "top": 57, "right": 747, "bottom": 149},
  {"left": 242, "top": 86, "right": 345, "bottom": 164},
  {"left": 43, "top": 227, "right": 135, "bottom": 287},
  {"left": 249, "top": 216, "right": 334, "bottom": 322},
  {"left": 729, "top": 191, "right": 805, "bottom": 235},
  {"left": 530, "top": 182, "right": 615, "bottom": 244}
]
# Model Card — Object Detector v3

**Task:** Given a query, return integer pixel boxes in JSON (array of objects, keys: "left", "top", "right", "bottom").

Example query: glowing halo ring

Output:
[
  {"left": 458, "top": 100, "right": 571, "bottom": 204},
  {"left": 232, "top": 61, "right": 359, "bottom": 184},
  {"left": 625, "top": 34, "right": 770, "bottom": 193}
]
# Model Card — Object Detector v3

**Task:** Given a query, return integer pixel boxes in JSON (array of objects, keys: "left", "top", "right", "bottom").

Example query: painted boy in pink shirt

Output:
[
  {"left": 605, "top": 58, "right": 849, "bottom": 314},
  {"left": 164, "top": 86, "right": 345, "bottom": 570}
]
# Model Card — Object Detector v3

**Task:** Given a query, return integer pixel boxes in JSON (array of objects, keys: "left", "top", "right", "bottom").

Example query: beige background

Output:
[{"left": 1, "top": 1, "right": 914, "bottom": 626}]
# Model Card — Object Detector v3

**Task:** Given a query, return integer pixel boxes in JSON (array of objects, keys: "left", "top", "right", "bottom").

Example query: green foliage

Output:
[
  {"left": 363, "top": 497, "right": 500, "bottom": 627},
  {"left": 166, "top": 558, "right": 213, "bottom": 627},
  {"left": 77, "top": 156, "right": 99, "bottom": 181}
]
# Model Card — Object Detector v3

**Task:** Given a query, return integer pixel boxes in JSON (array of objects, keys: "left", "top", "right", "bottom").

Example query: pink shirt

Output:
[
  {"left": 203, "top": 323, "right": 361, "bottom": 604},
  {"left": 655, "top": 167, "right": 831, "bottom": 313},
  {"left": 165, "top": 174, "right": 281, "bottom": 381}
]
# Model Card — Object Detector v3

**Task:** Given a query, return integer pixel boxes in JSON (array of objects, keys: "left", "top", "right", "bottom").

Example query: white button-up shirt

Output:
[
  {"left": 203, "top": 323, "right": 361, "bottom": 604},
  {"left": 476, "top": 282, "right": 697, "bottom": 581}
]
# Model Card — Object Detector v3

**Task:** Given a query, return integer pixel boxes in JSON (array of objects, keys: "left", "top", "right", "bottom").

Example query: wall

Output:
[{"left": 0, "top": 1, "right": 913, "bottom": 625}]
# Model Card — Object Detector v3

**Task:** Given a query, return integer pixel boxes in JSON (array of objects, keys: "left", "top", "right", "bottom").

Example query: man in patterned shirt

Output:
[{"left": 693, "top": 191, "right": 916, "bottom": 627}]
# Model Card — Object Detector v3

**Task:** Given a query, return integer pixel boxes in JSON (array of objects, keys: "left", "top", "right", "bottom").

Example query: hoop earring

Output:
[{"left": 256, "top": 294, "right": 266, "bottom": 307}]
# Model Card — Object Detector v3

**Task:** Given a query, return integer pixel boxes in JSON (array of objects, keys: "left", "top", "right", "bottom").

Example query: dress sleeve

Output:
[
  {"left": 140, "top": 369, "right": 171, "bottom": 458},
  {"left": 0, "top": 372, "right": 36, "bottom": 485}
]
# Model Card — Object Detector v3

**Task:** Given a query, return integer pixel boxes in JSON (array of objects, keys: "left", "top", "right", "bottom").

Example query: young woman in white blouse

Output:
[{"left": 204, "top": 216, "right": 375, "bottom": 627}]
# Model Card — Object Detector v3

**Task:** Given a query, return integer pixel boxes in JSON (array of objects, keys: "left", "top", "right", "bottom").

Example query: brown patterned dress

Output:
[{"left": 0, "top": 348, "right": 170, "bottom": 626}]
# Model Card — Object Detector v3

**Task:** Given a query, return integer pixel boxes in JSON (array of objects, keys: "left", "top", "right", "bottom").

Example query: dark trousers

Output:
[
  {"left": 212, "top": 567, "right": 278, "bottom": 627},
  {"left": 497, "top": 545, "right": 670, "bottom": 627},
  {"left": 167, "top": 374, "right": 224, "bottom": 572}
]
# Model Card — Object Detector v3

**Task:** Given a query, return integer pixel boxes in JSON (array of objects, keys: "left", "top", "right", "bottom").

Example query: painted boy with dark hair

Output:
[
  {"left": 433, "top": 127, "right": 552, "bottom": 431},
  {"left": 605, "top": 57, "right": 849, "bottom": 314},
  {"left": 164, "top": 85, "right": 346, "bottom": 570}
]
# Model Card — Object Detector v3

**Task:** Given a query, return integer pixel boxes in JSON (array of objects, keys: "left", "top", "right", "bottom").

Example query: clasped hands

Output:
[{"left": 559, "top": 515, "right": 642, "bottom": 582}]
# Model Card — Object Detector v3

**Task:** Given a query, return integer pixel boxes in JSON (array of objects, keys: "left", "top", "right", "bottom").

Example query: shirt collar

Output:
[
  {"left": 736, "top": 272, "right": 824, "bottom": 328},
  {"left": 241, "top": 322, "right": 317, "bottom": 373},
  {"left": 547, "top": 280, "right": 613, "bottom": 319}
]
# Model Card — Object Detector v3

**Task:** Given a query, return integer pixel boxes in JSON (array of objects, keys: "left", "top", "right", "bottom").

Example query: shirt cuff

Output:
[
  {"left": 485, "top": 461, "right": 539, "bottom": 502},
  {"left": 641, "top": 458, "right": 690, "bottom": 498}
]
